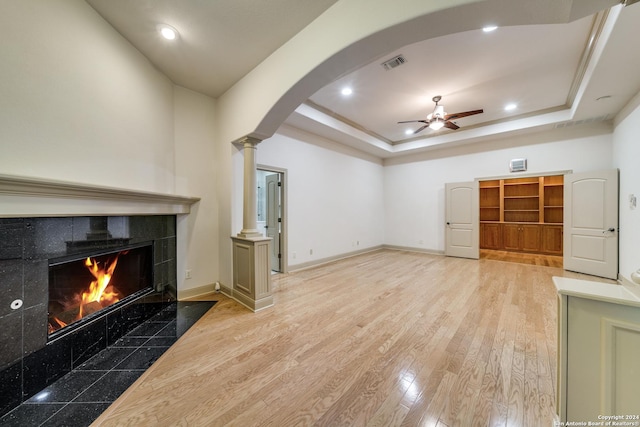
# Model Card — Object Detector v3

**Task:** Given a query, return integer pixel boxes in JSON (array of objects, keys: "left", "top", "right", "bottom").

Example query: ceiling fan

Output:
[{"left": 398, "top": 95, "right": 483, "bottom": 134}]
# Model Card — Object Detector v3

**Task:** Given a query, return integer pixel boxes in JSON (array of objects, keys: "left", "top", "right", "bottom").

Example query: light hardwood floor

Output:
[
  {"left": 480, "top": 250, "right": 563, "bottom": 268},
  {"left": 92, "top": 250, "right": 609, "bottom": 426}
]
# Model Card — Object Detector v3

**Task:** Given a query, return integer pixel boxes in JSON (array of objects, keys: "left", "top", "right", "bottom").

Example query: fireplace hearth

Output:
[{"left": 0, "top": 215, "right": 177, "bottom": 417}]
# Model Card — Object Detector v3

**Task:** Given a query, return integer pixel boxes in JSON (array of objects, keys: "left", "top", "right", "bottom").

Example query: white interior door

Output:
[
  {"left": 564, "top": 169, "right": 618, "bottom": 279},
  {"left": 265, "top": 173, "right": 281, "bottom": 272},
  {"left": 445, "top": 181, "right": 479, "bottom": 259}
]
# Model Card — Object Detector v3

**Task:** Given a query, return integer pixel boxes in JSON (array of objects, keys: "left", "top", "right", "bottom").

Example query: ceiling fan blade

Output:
[
  {"left": 397, "top": 119, "right": 428, "bottom": 124},
  {"left": 444, "top": 109, "right": 483, "bottom": 121},
  {"left": 413, "top": 125, "right": 429, "bottom": 134},
  {"left": 443, "top": 121, "right": 459, "bottom": 130}
]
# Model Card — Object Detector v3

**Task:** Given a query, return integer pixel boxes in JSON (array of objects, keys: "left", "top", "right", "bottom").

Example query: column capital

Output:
[{"left": 237, "top": 136, "right": 262, "bottom": 148}]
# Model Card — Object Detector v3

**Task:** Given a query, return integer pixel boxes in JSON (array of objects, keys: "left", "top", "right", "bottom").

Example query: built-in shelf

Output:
[{"left": 479, "top": 174, "right": 564, "bottom": 254}]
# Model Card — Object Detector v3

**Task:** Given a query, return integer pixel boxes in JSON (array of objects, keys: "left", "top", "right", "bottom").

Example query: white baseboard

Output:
[
  {"left": 287, "top": 244, "right": 444, "bottom": 273},
  {"left": 177, "top": 283, "right": 217, "bottom": 300},
  {"left": 288, "top": 245, "right": 384, "bottom": 272},
  {"left": 382, "top": 244, "right": 445, "bottom": 256}
]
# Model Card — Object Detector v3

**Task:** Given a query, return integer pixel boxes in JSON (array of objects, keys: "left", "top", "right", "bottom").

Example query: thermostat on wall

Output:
[{"left": 509, "top": 158, "right": 527, "bottom": 172}]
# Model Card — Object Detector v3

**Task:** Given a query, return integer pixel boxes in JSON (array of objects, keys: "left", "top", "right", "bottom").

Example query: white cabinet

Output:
[{"left": 554, "top": 277, "right": 640, "bottom": 422}]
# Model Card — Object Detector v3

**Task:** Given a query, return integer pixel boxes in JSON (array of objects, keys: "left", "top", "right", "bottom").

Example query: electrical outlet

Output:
[
  {"left": 185, "top": 269, "right": 192, "bottom": 279},
  {"left": 292, "top": 252, "right": 296, "bottom": 259},
  {"left": 310, "top": 249, "right": 313, "bottom": 255}
]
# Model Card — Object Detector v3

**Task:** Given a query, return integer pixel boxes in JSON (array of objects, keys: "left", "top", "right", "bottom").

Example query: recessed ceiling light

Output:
[
  {"left": 504, "top": 103, "right": 517, "bottom": 111},
  {"left": 405, "top": 129, "right": 414, "bottom": 135},
  {"left": 483, "top": 25, "right": 498, "bottom": 32},
  {"left": 341, "top": 87, "right": 353, "bottom": 96},
  {"left": 159, "top": 25, "right": 178, "bottom": 40}
]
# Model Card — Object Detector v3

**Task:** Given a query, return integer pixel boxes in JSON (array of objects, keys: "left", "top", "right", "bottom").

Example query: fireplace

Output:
[
  {"left": 48, "top": 244, "right": 154, "bottom": 338},
  {"left": 0, "top": 215, "right": 177, "bottom": 417}
]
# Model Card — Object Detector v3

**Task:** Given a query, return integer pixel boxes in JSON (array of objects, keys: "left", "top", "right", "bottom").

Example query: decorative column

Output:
[
  {"left": 237, "top": 137, "right": 261, "bottom": 238},
  {"left": 231, "top": 136, "right": 273, "bottom": 311}
]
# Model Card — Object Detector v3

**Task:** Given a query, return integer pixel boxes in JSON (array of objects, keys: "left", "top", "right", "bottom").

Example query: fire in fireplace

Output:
[{"left": 48, "top": 244, "right": 153, "bottom": 336}]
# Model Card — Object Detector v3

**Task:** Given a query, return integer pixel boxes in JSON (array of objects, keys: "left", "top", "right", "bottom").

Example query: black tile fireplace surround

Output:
[{"left": 0, "top": 215, "right": 177, "bottom": 417}]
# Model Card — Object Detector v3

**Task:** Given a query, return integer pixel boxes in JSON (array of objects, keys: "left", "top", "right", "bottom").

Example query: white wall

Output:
[
  {"left": 613, "top": 95, "right": 640, "bottom": 283},
  {"left": 173, "top": 86, "right": 219, "bottom": 296},
  {"left": 251, "top": 125, "right": 385, "bottom": 268},
  {"left": 384, "top": 125, "right": 613, "bottom": 252},
  {"left": 0, "top": 0, "right": 175, "bottom": 193},
  {"left": 0, "top": 0, "right": 221, "bottom": 296},
  {"left": 238, "top": 122, "right": 616, "bottom": 270}
]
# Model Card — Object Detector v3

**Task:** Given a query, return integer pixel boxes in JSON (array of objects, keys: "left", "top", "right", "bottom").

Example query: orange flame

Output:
[
  {"left": 78, "top": 255, "right": 121, "bottom": 319},
  {"left": 49, "top": 252, "right": 126, "bottom": 333}
]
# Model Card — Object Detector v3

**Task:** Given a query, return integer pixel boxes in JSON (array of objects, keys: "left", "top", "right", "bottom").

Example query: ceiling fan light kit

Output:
[
  {"left": 429, "top": 118, "right": 445, "bottom": 130},
  {"left": 398, "top": 95, "right": 483, "bottom": 135}
]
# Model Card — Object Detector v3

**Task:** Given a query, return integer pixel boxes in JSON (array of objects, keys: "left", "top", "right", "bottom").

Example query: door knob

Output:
[{"left": 603, "top": 227, "right": 615, "bottom": 234}]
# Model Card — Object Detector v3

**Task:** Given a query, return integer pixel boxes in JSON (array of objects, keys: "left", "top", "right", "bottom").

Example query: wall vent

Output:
[
  {"left": 381, "top": 54, "right": 407, "bottom": 70},
  {"left": 510, "top": 158, "right": 527, "bottom": 172}
]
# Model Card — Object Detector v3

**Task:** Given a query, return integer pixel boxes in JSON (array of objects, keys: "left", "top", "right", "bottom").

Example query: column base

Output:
[
  {"left": 232, "top": 290, "right": 274, "bottom": 312},
  {"left": 231, "top": 235, "right": 273, "bottom": 312},
  {"left": 237, "top": 229, "right": 263, "bottom": 239}
]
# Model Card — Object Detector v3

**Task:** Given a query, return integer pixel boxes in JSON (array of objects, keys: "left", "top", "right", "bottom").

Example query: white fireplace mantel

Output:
[{"left": 0, "top": 174, "right": 200, "bottom": 217}]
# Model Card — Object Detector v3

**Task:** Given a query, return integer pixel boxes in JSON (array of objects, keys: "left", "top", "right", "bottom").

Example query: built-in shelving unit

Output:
[
  {"left": 503, "top": 177, "right": 540, "bottom": 223},
  {"left": 479, "top": 179, "right": 501, "bottom": 222},
  {"left": 479, "top": 174, "right": 564, "bottom": 255},
  {"left": 543, "top": 175, "right": 564, "bottom": 224}
]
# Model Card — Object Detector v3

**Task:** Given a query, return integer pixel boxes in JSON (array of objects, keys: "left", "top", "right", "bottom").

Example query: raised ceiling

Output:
[{"left": 86, "top": 0, "right": 640, "bottom": 159}]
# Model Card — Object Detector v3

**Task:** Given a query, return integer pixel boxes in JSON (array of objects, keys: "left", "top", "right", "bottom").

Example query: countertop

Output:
[{"left": 553, "top": 276, "right": 640, "bottom": 308}]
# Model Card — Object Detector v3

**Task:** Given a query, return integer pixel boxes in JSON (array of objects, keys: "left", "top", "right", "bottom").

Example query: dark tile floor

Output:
[{"left": 0, "top": 300, "right": 216, "bottom": 427}]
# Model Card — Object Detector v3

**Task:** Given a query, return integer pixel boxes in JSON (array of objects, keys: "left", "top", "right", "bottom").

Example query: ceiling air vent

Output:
[{"left": 381, "top": 54, "right": 407, "bottom": 70}]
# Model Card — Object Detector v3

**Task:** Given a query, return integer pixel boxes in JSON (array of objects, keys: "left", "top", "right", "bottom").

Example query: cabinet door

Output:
[
  {"left": 502, "top": 224, "right": 541, "bottom": 252},
  {"left": 542, "top": 225, "right": 563, "bottom": 255},
  {"left": 502, "top": 224, "right": 521, "bottom": 251},
  {"left": 566, "top": 296, "right": 640, "bottom": 422},
  {"left": 521, "top": 224, "right": 541, "bottom": 252},
  {"left": 480, "top": 223, "right": 502, "bottom": 250}
]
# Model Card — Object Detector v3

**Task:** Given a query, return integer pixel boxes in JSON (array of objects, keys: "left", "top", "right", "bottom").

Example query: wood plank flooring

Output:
[
  {"left": 480, "top": 250, "right": 563, "bottom": 268},
  {"left": 91, "top": 250, "right": 607, "bottom": 426}
]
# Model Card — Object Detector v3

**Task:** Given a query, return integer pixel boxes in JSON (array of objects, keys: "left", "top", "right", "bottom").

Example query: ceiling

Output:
[
  {"left": 85, "top": 0, "right": 340, "bottom": 98},
  {"left": 86, "top": 0, "right": 640, "bottom": 159}
]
